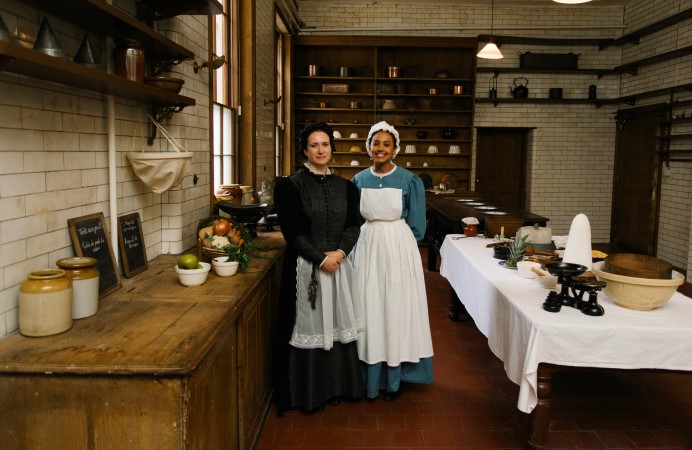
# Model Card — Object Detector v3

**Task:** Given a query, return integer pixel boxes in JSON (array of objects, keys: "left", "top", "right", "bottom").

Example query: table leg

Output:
[
  {"left": 427, "top": 240, "right": 439, "bottom": 272},
  {"left": 528, "top": 364, "right": 557, "bottom": 449},
  {"left": 448, "top": 288, "right": 470, "bottom": 322}
]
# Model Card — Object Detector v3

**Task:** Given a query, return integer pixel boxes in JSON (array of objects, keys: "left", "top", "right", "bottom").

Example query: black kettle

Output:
[{"left": 510, "top": 77, "right": 529, "bottom": 98}]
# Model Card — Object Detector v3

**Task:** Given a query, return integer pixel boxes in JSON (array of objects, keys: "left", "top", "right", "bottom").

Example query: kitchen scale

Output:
[{"left": 542, "top": 262, "right": 606, "bottom": 316}]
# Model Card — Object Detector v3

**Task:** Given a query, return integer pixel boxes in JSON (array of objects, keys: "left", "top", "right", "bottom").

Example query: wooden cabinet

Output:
[
  {"left": 0, "top": 234, "right": 285, "bottom": 450},
  {"left": 293, "top": 36, "right": 477, "bottom": 189}
]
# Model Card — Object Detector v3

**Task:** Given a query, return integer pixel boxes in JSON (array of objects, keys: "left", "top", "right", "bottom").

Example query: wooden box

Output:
[
  {"left": 321, "top": 83, "right": 350, "bottom": 93},
  {"left": 484, "top": 216, "right": 524, "bottom": 238},
  {"left": 519, "top": 52, "right": 579, "bottom": 69}
]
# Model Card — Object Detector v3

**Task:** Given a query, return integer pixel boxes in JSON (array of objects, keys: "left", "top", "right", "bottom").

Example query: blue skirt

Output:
[{"left": 361, "top": 358, "right": 433, "bottom": 398}]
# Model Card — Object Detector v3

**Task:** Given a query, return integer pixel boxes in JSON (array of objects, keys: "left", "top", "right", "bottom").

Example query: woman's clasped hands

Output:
[{"left": 321, "top": 250, "right": 345, "bottom": 272}]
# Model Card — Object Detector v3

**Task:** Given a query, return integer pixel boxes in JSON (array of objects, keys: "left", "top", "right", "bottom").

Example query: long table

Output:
[
  {"left": 439, "top": 235, "right": 692, "bottom": 449},
  {"left": 426, "top": 197, "right": 549, "bottom": 272}
]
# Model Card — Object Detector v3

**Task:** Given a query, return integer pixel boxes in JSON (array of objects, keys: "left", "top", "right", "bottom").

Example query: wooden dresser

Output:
[{"left": 0, "top": 233, "right": 285, "bottom": 450}]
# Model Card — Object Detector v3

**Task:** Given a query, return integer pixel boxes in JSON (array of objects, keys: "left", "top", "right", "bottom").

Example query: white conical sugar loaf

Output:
[{"left": 562, "top": 213, "right": 593, "bottom": 270}]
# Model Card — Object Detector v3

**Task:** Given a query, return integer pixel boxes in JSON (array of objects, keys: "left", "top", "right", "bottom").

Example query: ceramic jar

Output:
[
  {"left": 463, "top": 224, "right": 478, "bottom": 237},
  {"left": 57, "top": 257, "right": 99, "bottom": 319},
  {"left": 19, "top": 269, "right": 73, "bottom": 337},
  {"left": 113, "top": 39, "right": 145, "bottom": 82}
]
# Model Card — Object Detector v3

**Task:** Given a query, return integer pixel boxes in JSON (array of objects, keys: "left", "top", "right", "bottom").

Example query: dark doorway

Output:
[
  {"left": 475, "top": 128, "right": 528, "bottom": 210},
  {"left": 611, "top": 110, "right": 659, "bottom": 255}
]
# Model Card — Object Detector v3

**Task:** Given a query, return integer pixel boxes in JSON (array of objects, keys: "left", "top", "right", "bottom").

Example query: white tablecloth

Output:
[{"left": 439, "top": 235, "right": 692, "bottom": 413}]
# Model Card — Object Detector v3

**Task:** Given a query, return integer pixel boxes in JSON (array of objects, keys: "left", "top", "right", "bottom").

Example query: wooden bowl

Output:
[
  {"left": 144, "top": 76, "right": 184, "bottom": 94},
  {"left": 603, "top": 253, "right": 672, "bottom": 280}
]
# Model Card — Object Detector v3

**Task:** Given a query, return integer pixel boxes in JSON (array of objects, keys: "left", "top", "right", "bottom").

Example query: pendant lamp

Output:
[
  {"left": 477, "top": 0, "right": 503, "bottom": 60},
  {"left": 553, "top": 0, "right": 592, "bottom": 3}
]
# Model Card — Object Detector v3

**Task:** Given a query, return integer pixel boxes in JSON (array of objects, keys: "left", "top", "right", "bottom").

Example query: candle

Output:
[{"left": 500, "top": 226, "right": 504, "bottom": 237}]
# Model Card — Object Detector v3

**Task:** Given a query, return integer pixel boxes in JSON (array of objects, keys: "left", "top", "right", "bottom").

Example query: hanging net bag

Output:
[{"left": 127, "top": 115, "right": 193, "bottom": 194}]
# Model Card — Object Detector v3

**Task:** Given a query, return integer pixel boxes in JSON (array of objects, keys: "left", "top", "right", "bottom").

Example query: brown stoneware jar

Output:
[{"left": 19, "top": 269, "right": 73, "bottom": 337}]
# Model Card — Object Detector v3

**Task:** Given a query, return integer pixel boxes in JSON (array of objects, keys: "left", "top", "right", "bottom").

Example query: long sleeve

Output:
[
  {"left": 337, "top": 181, "right": 361, "bottom": 256},
  {"left": 274, "top": 176, "right": 325, "bottom": 265},
  {"left": 406, "top": 175, "right": 427, "bottom": 241}
]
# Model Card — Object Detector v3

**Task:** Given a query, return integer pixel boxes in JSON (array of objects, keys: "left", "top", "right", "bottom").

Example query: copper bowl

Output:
[{"left": 144, "top": 76, "right": 184, "bottom": 94}]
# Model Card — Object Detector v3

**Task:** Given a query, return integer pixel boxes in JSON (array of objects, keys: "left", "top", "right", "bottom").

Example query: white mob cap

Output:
[{"left": 365, "top": 121, "right": 400, "bottom": 157}]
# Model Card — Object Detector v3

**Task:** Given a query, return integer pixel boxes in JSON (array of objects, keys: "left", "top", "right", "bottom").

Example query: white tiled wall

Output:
[{"left": 0, "top": 0, "right": 211, "bottom": 337}]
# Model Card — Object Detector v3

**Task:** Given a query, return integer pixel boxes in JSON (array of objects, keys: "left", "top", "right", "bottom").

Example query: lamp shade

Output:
[{"left": 477, "top": 41, "right": 504, "bottom": 59}]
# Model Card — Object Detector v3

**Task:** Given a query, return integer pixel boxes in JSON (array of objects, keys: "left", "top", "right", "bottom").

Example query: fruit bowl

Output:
[
  {"left": 591, "top": 261, "right": 684, "bottom": 311},
  {"left": 212, "top": 257, "right": 239, "bottom": 277},
  {"left": 175, "top": 262, "right": 211, "bottom": 286}
]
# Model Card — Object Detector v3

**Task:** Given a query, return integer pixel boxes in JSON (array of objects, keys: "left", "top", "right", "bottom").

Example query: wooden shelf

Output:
[
  {"left": 475, "top": 98, "right": 617, "bottom": 107},
  {"left": 615, "top": 45, "right": 692, "bottom": 75},
  {"left": 477, "top": 67, "right": 618, "bottom": 78},
  {"left": 25, "top": 0, "right": 194, "bottom": 61},
  {"left": 477, "top": 34, "right": 612, "bottom": 47},
  {"left": 602, "top": 9, "right": 692, "bottom": 48},
  {"left": 0, "top": 41, "right": 195, "bottom": 108},
  {"left": 136, "top": 0, "right": 223, "bottom": 21},
  {"left": 657, "top": 133, "right": 692, "bottom": 140},
  {"left": 293, "top": 36, "right": 477, "bottom": 186}
]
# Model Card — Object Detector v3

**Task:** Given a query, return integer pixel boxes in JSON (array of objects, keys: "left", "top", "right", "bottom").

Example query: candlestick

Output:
[{"left": 500, "top": 226, "right": 504, "bottom": 238}]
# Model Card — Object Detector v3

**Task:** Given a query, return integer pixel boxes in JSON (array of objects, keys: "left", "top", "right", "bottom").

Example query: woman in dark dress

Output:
[{"left": 272, "top": 122, "right": 365, "bottom": 414}]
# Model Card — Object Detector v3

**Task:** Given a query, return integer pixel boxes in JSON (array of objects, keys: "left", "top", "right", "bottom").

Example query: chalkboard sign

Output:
[
  {"left": 68, "top": 212, "right": 122, "bottom": 298},
  {"left": 117, "top": 212, "right": 148, "bottom": 278}
]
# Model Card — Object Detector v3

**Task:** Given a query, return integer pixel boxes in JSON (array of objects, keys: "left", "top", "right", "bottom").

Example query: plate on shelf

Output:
[
  {"left": 484, "top": 211, "right": 507, "bottom": 215},
  {"left": 475, "top": 206, "right": 497, "bottom": 210},
  {"left": 466, "top": 202, "right": 484, "bottom": 206},
  {"left": 455, "top": 199, "right": 476, "bottom": 202},
  {"left": 498, "top": 261, "right": 517, "bottom": 270}
]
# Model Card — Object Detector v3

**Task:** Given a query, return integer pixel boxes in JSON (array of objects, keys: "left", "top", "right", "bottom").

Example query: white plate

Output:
[
  {"left": 455, "top": 199, "right": 475, "bottom": 202},
  {"left": 475, "top": 206, "right": 497, "bottom": 210},
  {"left": 484, "top": 211, "right": 507, "bottom": 215},
  {"left": 466, "top": 202, "right": 484, "bottom": 206}
]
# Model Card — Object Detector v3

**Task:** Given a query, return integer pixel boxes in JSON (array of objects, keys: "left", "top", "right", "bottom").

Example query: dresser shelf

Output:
[{"left": 0, "top": 41, "right": 194, "bottom": 108}]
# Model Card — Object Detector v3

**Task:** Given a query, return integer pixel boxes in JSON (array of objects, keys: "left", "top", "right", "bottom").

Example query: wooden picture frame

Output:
[
  {"left": 117, "top": 212, "right": 148, "bottom": 278},
  {"left": 68, "top": 212, "right": 122, "bottom": 298}
]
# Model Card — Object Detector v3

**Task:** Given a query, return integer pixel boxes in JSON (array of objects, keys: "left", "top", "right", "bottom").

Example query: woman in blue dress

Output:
[{"left": 352, "top": 121, "right": 434, "bottom": 401}]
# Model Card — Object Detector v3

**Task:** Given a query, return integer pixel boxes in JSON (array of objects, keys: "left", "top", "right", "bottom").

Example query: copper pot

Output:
[
  {"left": 307, "top": 64, "right": 320, "bottom": 76},
  {"left": 387, "top": 66, "right": 401, "bottom": 78}
]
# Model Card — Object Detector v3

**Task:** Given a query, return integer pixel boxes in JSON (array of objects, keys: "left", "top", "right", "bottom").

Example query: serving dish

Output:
[{"left": 144, "top": 76, "right": 184, "bottom": 93}]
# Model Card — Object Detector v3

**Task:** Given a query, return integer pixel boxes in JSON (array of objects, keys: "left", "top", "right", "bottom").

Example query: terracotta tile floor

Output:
[{"left": 257, "top": 249, "right": 692, "bottom": 449}]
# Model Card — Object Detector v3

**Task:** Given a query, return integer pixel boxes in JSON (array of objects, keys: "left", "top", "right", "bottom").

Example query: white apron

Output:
[
  {"left": 290, "top": 254, "right": 363, "bottom": 351},
  {"left": 353, "top": 188, "right": 434, "bottom": 365}
]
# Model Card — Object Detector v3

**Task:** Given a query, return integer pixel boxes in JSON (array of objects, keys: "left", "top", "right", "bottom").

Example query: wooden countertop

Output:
[
  {"left": 0, "top": 233, "right": 285, "bottom": 376},
  {"left": 427, "top": 197, "right": 549, "bottom": 224}
]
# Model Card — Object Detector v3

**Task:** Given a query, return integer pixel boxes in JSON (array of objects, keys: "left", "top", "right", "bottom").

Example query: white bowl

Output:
[
  {"left": 212, "top": 257, "right": 240, "bottom": 277},
  {"left": 591, "top": 261, "right": 684, "bottom": 311},
  {"left": 517, "top": 261, "right": 541, "bottom": 279},
  {"left": 534, "top": 274, "right": 558, "bottom": 289},
  {"left": 175, "top": 262, "right": 211, "bottom": 286}
]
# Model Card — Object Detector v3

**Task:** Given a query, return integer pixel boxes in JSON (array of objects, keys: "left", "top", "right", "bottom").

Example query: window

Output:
[{"left": 211, "top": 0, "right": 237, "bottom": 191}]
